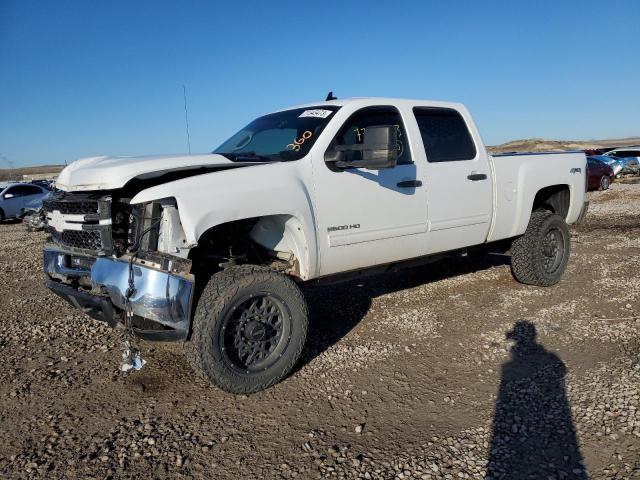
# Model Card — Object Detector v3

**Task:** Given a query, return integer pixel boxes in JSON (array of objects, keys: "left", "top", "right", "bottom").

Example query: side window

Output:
[
  {"left": 413, "top": 107, "right": 477, "bottom": 162},
  {"left": 3, "top": 186, "right": 17, "bottom": 197},
  {"left": 23, "top": 185, "right": 43, "bottom": 195},
  {"left": 10, "top": 186, "right": 24, "bottom": 197},
  {"left": 10, "top": 186, "right": 29, "bottom": 197},
  {"left": 331, "top": 106, "right": 412, "bottom": 165}
]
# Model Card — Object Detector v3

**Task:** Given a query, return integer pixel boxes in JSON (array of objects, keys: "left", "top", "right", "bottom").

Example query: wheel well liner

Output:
[
  {"left": 532, "top": 185, "right": 570, "bottom": 219},
  {"left": 190, "top": 215, "right": 310, "bottom": 279}
]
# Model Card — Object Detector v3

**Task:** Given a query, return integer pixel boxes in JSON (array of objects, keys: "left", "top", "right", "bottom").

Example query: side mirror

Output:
[
  {"left": 325, "top": 125, "right": 399, "bottom": 170},
  {"left": 3, "top": 193, "right": 14, "bottom": 199}
]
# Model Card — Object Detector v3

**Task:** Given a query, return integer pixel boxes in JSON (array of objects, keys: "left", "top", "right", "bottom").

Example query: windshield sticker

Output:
[
  {"left": 299, "top": 109, "right": 333, "bottom": 119},
  {"left": 286, "top": 130, "right": 313, "bottom": 151}
]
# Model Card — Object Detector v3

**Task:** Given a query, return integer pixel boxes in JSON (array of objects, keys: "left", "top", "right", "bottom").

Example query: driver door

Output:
[
  {"left": 312, "top": 106, "right": 429, "bottom": 276},
  {"left": 1, "top": 186, "right": 22, "bottom": 218}
]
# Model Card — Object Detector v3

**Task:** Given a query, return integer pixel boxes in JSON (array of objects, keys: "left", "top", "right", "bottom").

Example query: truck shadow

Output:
[{"left": 296, "top": 252, "right": 510, "bottom": 371}]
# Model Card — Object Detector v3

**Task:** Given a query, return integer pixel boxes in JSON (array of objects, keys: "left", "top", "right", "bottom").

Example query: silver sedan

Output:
[{"left": 0, "top": 183, "right": 50, "bottom": 221}]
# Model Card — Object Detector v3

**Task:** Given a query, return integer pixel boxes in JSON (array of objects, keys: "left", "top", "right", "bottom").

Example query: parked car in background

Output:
[
  {"left": 22, "top": 190, "right": 52, "bottom": 231},
  {"left": 30, "top": 179, "right": 55, "bottom": 189},
  {"left": 589, "top": 154, "right": 623, "bottom": 177},
  {"left": 587, "top": 156, "right": 615, "bottom": 190},
  {"left": 0, "top": 183, "right": 50, "bottom": 221},
  {"left": 603, "top": 147, "right": 640, "bottom": 175}
]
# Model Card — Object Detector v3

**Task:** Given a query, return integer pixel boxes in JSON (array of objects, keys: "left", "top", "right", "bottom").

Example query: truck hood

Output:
[{"left": 56, "top": 153, "right": 264, "bottom": 192}]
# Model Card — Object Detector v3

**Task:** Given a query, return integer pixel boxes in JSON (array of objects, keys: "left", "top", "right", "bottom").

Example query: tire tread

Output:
[
  {"left": 185, "top": 265, "right": 308, "bottom": 394},
  {"left": 511, "top": 210, "right": 570, "bottom": 287}
]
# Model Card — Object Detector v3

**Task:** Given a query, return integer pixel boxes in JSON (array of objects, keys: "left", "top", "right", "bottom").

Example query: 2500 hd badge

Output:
[{"left": 327, "top": 224, "right": 361, "bottom": 232}]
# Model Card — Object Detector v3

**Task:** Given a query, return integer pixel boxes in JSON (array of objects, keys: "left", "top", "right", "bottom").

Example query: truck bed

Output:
[{"left": 487, "top": 151, "right": 586, "bottom": 242}]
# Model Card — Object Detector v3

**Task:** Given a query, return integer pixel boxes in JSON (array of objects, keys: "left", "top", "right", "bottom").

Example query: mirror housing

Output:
[
  {"left": 3, "top": 193, "right": 14, "bottom": 199},
  {"left": 325, "top": 125, "right": 399, "bottom": 170}
]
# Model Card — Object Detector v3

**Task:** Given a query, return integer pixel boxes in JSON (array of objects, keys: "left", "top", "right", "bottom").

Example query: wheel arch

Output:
[
  {"left": 191, "top": 214, "right": 313, "bottom": 280},
  {"left": 531, "top": 184, "right": 570, "bottom": 219},
  {"left": 514, "top": 184, "right": 571, "bottom": 237}
]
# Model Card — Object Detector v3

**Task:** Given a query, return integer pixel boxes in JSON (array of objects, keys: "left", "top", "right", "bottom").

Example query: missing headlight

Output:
[
  {"left": 128, "top": 198, "right": 188, "bottom": 258},
  {"left": 128, "top": 201, "right": 162, "bottom": 253}
]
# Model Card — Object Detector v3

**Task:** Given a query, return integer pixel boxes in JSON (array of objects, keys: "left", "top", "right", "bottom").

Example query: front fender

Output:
[{"left": 130, "top": 161, "right": 319, "bottom": 278}]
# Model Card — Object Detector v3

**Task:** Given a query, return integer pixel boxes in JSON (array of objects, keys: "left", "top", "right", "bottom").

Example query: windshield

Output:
[{"left": 214, "top": 106, "right": 340, "bottom": 162}]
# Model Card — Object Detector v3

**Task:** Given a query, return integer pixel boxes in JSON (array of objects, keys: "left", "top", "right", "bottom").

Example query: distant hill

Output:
[
  {"left": 487, "top": 137, "right": 640, "bottom": 154},
  {"left": 2, "top": 136, "right": 639, "bottom": 181},
  {"left": 0, "top": 164, "right": 65, "bottom": 181}
]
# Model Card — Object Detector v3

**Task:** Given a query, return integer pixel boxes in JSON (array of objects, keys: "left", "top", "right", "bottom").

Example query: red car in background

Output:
[{"left": 587, "top": 156, "right": 615, "bottom": 190}]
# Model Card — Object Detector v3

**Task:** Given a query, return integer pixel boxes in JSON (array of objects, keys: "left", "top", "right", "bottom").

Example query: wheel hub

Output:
[
  {"left": 220, "top": 294, "right": 289, "bottom": 372},
  {"left": 244, "top": 320, "right": 267, "bottom": 341},
  {"left": 541, "top": 228, "right": 564, "bottom": 273}
]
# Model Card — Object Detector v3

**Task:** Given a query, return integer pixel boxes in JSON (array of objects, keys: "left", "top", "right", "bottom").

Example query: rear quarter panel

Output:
[{"left": 488, "top": 152, "right": 586, "bottom": 242}]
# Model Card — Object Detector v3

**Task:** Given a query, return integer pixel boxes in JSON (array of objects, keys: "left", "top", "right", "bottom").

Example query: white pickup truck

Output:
[{"left": 43, "top": 97, "right": 588, "bottom": 393}]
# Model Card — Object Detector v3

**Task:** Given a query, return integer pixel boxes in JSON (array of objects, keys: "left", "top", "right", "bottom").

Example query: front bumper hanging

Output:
[{"left": 44, "top": 246, "right": 194, "bottom": 341}]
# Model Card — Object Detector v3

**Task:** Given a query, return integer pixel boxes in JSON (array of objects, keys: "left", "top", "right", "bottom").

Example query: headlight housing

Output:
[{"left": 128, "top": 198, "right": 188, "bottom": 258}]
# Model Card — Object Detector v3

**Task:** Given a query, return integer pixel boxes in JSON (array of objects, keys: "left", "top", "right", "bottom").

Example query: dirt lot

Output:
[{"left": 1, "top": 184, "right": 639, "bottom": 479}]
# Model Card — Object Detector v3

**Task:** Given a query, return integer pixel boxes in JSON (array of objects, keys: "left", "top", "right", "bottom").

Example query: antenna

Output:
[
  {"left": 182, "top": 85, "right": 192, "bottom": 154},
  {"left": 325, "top": 91, "right": 337, "bottom": 101}
]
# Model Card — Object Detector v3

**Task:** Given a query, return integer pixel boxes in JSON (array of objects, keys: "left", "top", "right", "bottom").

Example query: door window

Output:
[
  {"left": 20, "top": 185, "right": 43, "bottom": 196},
  {"left": 613, "top": 150, "right": 640, "bottom": 158},
  {"left": 3, "top": 186, "right": 18, "bottom": 198},
  {"left": 413, "top": 107, "right": 477, "bottom": 162},
  {"left": 330, "top": 106, "right": 412, "bottom": 165},
  {"left": 7, "top": 185, "right": 41, "bottom": 197}
]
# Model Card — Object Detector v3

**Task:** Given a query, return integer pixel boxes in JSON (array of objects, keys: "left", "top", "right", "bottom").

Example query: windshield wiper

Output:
[{"left": 220, "top": 152, "right": 274, "bottom": 162}]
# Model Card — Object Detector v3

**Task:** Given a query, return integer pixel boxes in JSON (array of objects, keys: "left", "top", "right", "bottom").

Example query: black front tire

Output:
[
  {"left": 185, "top": 265, "right": 308, "bottom": 394},
  {"left": 510, "top": 211, "right": 571, "bottom": 286}
]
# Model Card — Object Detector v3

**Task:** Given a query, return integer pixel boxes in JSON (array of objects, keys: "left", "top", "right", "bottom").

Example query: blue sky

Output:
[{"left": 1, "top": 0, "right": 639, "bottom": 167}]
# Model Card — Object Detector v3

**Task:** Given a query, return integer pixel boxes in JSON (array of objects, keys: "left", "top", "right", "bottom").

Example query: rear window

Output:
[{"left": 413, "top": 107, "right": 477, "bottom": 162}]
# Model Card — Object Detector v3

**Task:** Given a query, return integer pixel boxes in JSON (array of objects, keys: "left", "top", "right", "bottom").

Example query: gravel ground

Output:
[{"left": 1, "top": 183, "right": 639, "bottom": 479}]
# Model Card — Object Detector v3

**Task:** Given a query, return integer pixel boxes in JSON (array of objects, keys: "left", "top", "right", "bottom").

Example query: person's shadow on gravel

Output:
[{"left": 486, "top": 321, "right": 588, "bottom": 480}]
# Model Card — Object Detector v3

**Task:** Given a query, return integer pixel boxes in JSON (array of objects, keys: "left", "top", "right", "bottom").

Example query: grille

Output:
[
  {"left": 44, "top": 192, "right": 113, "bottom": 254},
  {"left": 51, "top": 230, "right": 103, "bottom": 251},
  {"left": 43, "top": 199, "right": 99, "bottom": 216}
]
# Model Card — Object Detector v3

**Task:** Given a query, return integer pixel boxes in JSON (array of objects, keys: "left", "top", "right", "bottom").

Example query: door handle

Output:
[
  {"left": 467, "top": 173, "right": 487, "bottom": 181},
  {"left": 397, "top": 180, "right": 423, "bottom": 188}
]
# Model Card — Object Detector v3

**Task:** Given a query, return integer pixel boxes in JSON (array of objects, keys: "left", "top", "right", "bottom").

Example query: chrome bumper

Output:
[{"left": 44, "top": 246, "right": 193, "bottom": 341}]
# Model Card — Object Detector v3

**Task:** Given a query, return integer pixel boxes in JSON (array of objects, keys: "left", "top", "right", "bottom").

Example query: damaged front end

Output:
[{"left": 43, "top": 191, "right": 194, "bottom": 341}]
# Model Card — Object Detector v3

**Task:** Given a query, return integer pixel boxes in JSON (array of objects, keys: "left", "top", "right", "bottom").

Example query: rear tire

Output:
[
  {"left": 599, "top": 175, "right": 610, "bottom": 190},
  {"left": 185, "top": 265, "right": 308, "bottom": 394},
  {"left": 510, "top": 211, "right": 570, "bottom": 286}
]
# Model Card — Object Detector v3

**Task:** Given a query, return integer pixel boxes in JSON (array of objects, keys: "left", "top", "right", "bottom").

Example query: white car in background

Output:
[{"left": 603, "top": 147, "right": 640, "bottom": 176}]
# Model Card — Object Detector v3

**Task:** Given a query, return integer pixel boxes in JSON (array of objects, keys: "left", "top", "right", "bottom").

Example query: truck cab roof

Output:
[{"left": 276, "top": 97, "right": 467, "bottom": 113}]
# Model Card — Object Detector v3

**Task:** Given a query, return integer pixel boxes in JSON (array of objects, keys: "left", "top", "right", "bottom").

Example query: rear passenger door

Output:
[{"left": 412, "top": 107, "right": 493, "bottom": 254}]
